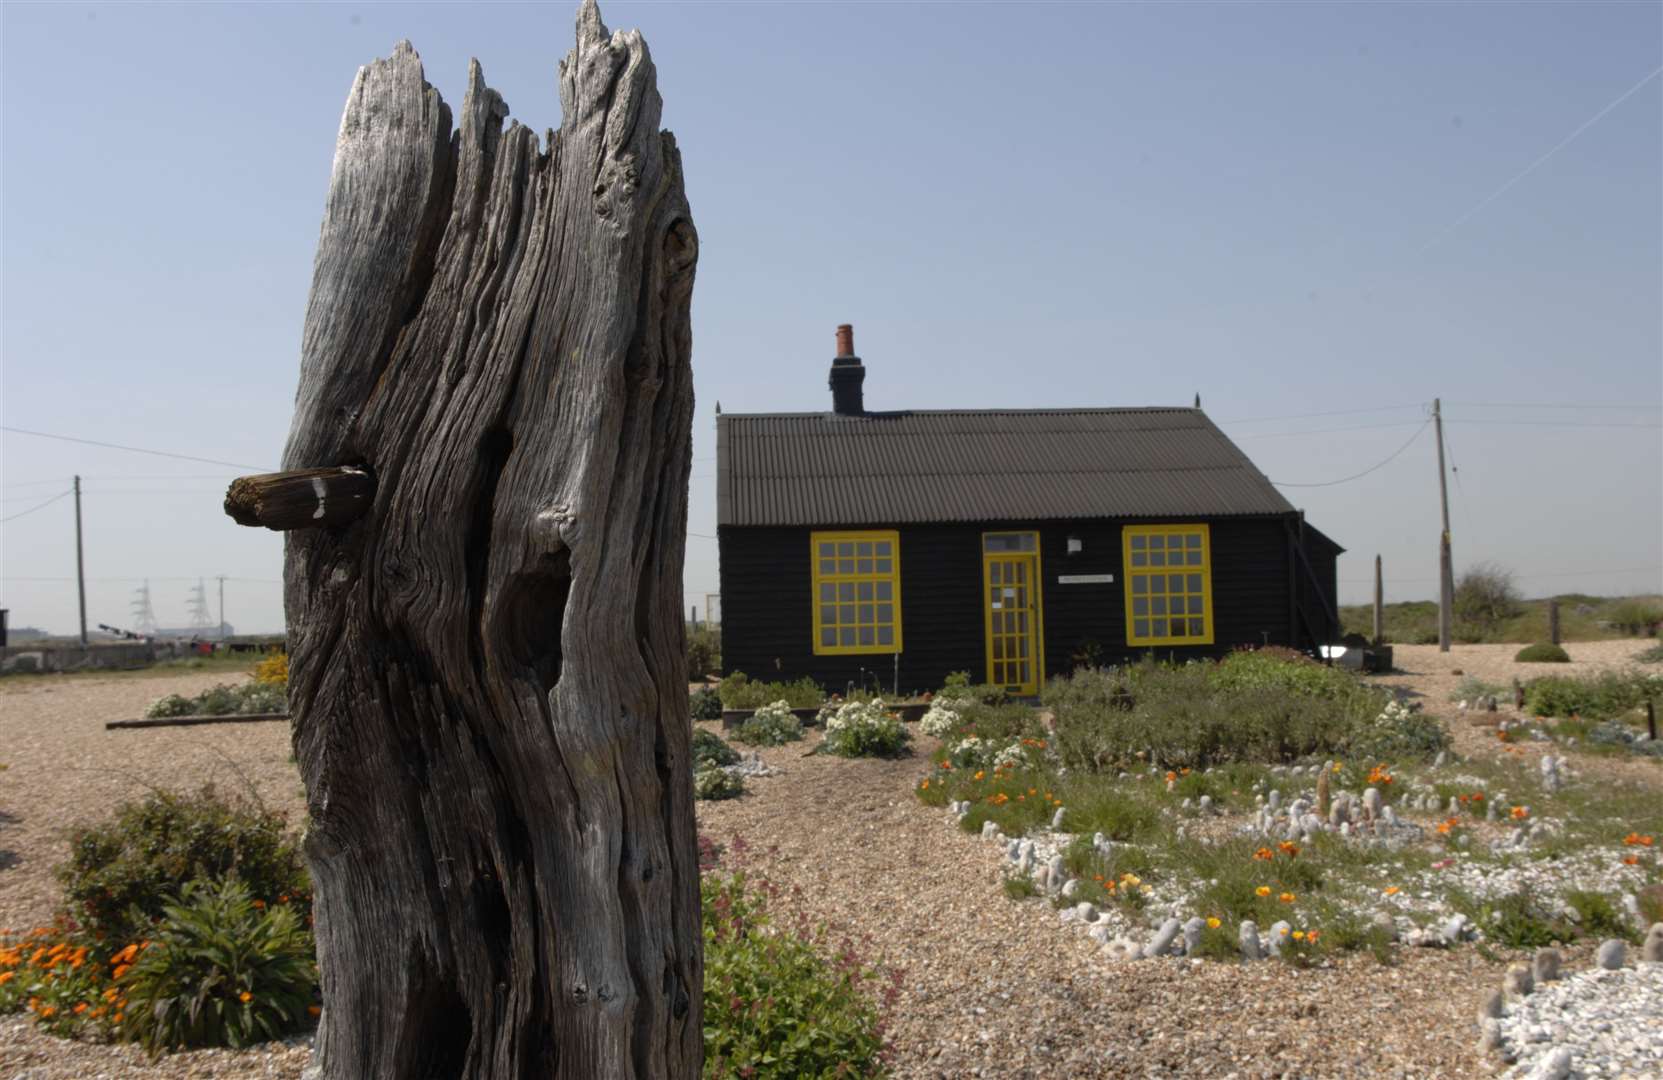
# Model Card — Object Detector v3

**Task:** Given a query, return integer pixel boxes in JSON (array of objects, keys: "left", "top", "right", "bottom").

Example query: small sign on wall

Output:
[{"left": 1057, "top": 573, "right": 1114, "bottom": 585}]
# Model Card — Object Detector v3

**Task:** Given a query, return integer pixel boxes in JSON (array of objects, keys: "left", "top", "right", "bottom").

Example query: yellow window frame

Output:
[
  {"left": 1123, "top": 524, "right": 1215, "bottom": 646},
  {"left": 811, "top": 530, "right": 903, "bottom": 655}
]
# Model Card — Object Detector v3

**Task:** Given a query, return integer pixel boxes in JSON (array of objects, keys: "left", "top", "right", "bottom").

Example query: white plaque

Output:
[{"left": 1057, "top": 573, "right": 1114, "bottom": 584}]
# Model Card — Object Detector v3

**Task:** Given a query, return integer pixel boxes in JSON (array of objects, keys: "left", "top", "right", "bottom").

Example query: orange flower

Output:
[
  {"left": 1278, "top": 841, "right": 1299, "bottom": 857},
  {"left": 1623, "top": 856, "right": 1640, "bottom": 866},
  {"left": 1164, "top": 771, "right": 1177, "bottom": 783},
  {"left": 240, "top": 991, "right": 253, "bottom": 1003},
  {"left": 1279, "top": 892, "right": 1296, "bottom": 903},
  {"left": 1307, "top": 930, "right": 1321, "bottom": 943},
  {"left": 1511, "top": 807, "right": 1529, "bottom": 820},
  {"left": 253, "top": 899, "right": 267, "bottom": 910},
  {"left": 73, "top": 1002, "right": 88, "bottom": 1015},
  {"left": 1383, "top": 886, "right": 1400, "bottom": 896},
  {"left": 0, "top": 972, "right": 13, "bottom": 985},
  {"left": 974, "top": 770, "right": 985, "bottom": 781},
  {"left": 1255, "top": 886, "right": 1271, "bottom": 897},
  {"left": 920, "top": 779, "right": 930, "bottom": 791},
  {"left": 1253, "top": 847, "right": 1275, "bottom": 862},
  {"left": 308, "top": 1004, "right": 321, "bottom": 1018},
  {"left": 113, "top": 964, "right": 131, "bottom": 979}
]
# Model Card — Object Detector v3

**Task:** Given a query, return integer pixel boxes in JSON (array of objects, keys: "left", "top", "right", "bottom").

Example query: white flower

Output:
[
  {"left": 993, "top": 741, "right": 1027, "bottom": 770},
  {"left": 920, "top": 703, "right": 961, "bottom": 737}
]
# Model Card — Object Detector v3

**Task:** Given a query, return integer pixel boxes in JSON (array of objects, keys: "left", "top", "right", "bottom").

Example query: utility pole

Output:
[
  {"left": 1434, "top": 398, "right": 1454, "bottom": 652},
  {"left": 1372, "top": 554, "right": 1383, "bottom": 647},
  {"left": 217, "top": 575, "right": 227, "bottom": 640},
  {"left": 74, "top": 475, "right": 87, "bottom": 645}
]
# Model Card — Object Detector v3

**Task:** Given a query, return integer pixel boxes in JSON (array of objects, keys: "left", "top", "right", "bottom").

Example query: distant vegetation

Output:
[{"left": 1340, "top": 592, "right": 1663, "bottom": 645}]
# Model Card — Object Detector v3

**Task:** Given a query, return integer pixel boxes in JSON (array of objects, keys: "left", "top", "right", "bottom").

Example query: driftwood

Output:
[
  {"left": 253, "top": 3, "right": 700, "bottom": 1076},
  {"left": 105, "top": 713, "right": 288, "bottom": 730},
  {"left": 224, "top": 467, "right": 375, "bottom": 530}
]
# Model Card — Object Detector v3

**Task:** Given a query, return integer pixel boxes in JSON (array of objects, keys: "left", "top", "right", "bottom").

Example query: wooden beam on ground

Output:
[
  {"left": 106, "top": 712, "right": 289, "bottom": 730},
  {"left": 224, "top": 466, "right": 375, "bottom": 530}
]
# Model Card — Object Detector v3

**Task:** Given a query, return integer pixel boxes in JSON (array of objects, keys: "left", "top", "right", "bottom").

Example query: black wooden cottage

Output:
[{"left": 716, "top": 326, "right": 1342, "bottom": 696}]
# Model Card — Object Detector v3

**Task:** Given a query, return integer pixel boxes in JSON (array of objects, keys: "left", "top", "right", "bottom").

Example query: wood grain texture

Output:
[
  {"left": 277, "top": 3, "right": 699, "bottom": 1076},
  {"left": 224, "top": 467, "right": 375, "bottom": 530}
]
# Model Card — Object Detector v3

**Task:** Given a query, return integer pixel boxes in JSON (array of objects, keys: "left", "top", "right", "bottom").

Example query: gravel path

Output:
[{"left": 8, "top": 654, "right": 1658, "bottom": 1077}]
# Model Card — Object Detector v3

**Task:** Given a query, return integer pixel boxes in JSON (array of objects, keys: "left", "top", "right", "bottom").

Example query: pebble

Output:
[
  {"left": 1498, "top": 965, "right": 1663, "bottom": 1080},
  {"left": 1596, "top": 940, "right": 1625, "bottom": 970}
]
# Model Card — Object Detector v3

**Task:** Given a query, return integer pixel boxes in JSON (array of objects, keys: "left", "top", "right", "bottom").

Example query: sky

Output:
[{"left": 2, "top": 0, "right": 1660, "bottom": 637}]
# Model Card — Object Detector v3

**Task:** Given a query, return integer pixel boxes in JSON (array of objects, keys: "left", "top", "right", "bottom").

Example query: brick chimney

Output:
[{"left": 828, "top": 323, "right": 865, "bottom": 416}]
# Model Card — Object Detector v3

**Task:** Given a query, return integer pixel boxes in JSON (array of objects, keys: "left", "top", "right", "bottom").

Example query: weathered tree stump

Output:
[{"left": 234, "top": 4, "right": 699, "bottom": 1076}]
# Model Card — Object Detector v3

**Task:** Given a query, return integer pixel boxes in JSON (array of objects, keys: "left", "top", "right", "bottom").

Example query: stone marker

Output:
[
  {"left": 1434, "top": 750, "right": 1448, "bottom": 767},
  {"left": 1643, "top": 923, "right": 1663, "bottom": 963},
  {"left": 1061, "top": 878, "right": 1080, "bottom": 900},
  {"left": 1596, "top": 939, "right": 1625, "bottom": 970},
  {"left": 1182, "top": 916, "right": 1205, "bottom": 955},
  {"left": 1479, "top": 989, "right": 1503, "bottom": 1020},
  {"left": 1442, "top": 914, "right": 1469, "bottom": 945},
  {"left": 1362, "top": 787, "right": 1382, "bottom": 821},
  {"left": 1532, "top": 947, "right": 1560, "bottom": 983},
  {"left": 1532, "top": 1047, "right": 1573, "bottom": 1080},
  {"left": 1051, "top": 806, "right": 1066, "bottom": 830},
  {"left": 1239, "top": 920, "right": 1262, "bottom": 961},
  {"left": 982, "top": 820, "right": 999, "bottom": 839},
  {"left": 1267, "top": 790, "right": 1281, "bottom": 813},
  {"left": 1504, "top": 963, "right": 1534, "bottom": 997},
  {"left": 1198, "top": 795, "right": 1212, "bottom": 815},
  {"left": 1266, "top": 920, "right": 1292, "bottom": 956},
  {"left": 1075, "top": 902, "right": 1098, "bottom": 923},
  {"left": 1047, "top": 854, "right": 1065, "bottom": 889},
  {"left": 1143, "top": 918, "right": 1182, "bottom": 959},
  {"left": 1477, "top": 1018, "right": 1502, "bottom": 1054}
]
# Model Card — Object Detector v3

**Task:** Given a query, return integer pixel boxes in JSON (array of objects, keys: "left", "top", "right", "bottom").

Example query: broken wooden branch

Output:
[
  {"left": 106, "top": 712, "right": 289, "bottom": 730},
  {"left": 224, "top": 466, "right": 375, "bottom": 530}
]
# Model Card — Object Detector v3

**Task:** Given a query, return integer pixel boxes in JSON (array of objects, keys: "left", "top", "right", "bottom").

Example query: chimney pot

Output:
[
  {"left": 835, "top": 324, "right": 854, "bottom": 358},
  {"left": 828, "top": 322, "right": 865, "bottom": 416}
]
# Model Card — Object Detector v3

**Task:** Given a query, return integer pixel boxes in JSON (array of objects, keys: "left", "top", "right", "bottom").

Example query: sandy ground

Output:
[{"left": 2, "top": 644, "right": 1658, "bottom": 1077}]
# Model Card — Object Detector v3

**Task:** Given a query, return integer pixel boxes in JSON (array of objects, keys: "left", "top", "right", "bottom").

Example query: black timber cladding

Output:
[{"left": 717, "top": 408, "right": 1297, "bottom": 528}]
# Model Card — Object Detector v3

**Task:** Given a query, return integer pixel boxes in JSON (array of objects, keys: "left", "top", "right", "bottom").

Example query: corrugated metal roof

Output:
[{"left": 716, "top": 408, "right": 1299, "bottom": 527}]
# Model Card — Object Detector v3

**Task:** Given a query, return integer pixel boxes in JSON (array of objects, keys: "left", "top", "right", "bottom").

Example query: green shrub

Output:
[
  {"left": 1563, "top": 890, "right": 1639, "bottom": 943},
  {"left": 1607, "top": 600, "right": 1663, "bottom": 637},
  {"left": 687, "top": 626, "right": 722, "bottom": 680},
  {"left": 1515, "top": 642, "right": 1570, "bottom": 663},
  {"left": 693, "top": 766, "right": 745, "bottom": 801},
  {"left": 690, "top": 687, "right": 724, "bottom": 721},
  {"left": 1459, "top": 891, "right": 1572, "bottom": 949},
  {"left": 1347, "top": 699, "right": 1450, "bottom": 762},
  {"left": 733, "top": 701, "right": 805, "bottom": 747},
  {"left": 1524, "top": 672, "right": 1659, "bottom": 721},
  {"left": 691, "top": 727, "right": 740, "bottom": 769},
  {"left": 1210, "top": 648, "right": 1359, "bottom": 700},
  {"left": 144, "top": 682, "right": 285, "bottom": 719},
  {"left": 58, "top": 786, "right": 310, "bottom": 945},
  {"left": 1637, "top": 643, "right": 1663, "bottom": 664},
  {"left": 821, "top": 700, "right": 912, "bottom": 758},
  {"left": 1454, "top": 562, "right": 1521, "bottom": 640},
  {"left": 718, "top": 672, "right": 823, "bottom": 710},
  {"left": 701, "top": 871, "right": 888, "bottom": 1078},
  {"left": 117, "top": 878, "right": 317, "bottom": 1055}
]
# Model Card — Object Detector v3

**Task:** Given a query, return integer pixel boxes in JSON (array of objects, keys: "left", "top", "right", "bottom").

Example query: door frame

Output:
[{"left": 980, "top": 530, "right": 1046, "bottom": 695}]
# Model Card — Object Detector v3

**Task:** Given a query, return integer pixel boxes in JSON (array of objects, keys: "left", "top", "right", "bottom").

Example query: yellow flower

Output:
[
  {"left": 1255, "top": 886, "right": 1271, "bottom": 897},
  {"left": 1206, "top": 917, "right": 1221, "bottom": 929},
  {"left": 974, "top": 770, "right": 985, "bottom": 781},
  {"left": 1292, "top": 931, "right": 1305, "bottom": 941}
]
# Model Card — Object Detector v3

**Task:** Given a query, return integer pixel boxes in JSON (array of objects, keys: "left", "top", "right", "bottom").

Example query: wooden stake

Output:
[
  {"left": 1547, "top": 599, "right": 1560, "bottom": 646},
  {"left": 1648, "top": 699, "right": 1657, "bottom": 743},
  {"left": 1372, "top": 554, "right": 1384, "bottom": 647},
  {"left": 224, "top": 467, "right": 375, "bottom": 531}
]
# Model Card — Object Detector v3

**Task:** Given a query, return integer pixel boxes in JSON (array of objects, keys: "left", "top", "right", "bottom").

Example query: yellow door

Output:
[{"left": 983, "top": 532, "right": 1043, "bottom": 694}]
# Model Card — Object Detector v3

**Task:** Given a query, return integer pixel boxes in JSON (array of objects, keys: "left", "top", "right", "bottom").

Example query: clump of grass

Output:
[
  {"left": 1515, "top": 642, "right": 1570, "bottom": 663},
  {"left": 1002, "top": 875, "right": 1038, "bottom": 900}
]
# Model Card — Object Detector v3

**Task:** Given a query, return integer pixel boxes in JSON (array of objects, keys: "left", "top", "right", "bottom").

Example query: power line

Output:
[
  {"left": 1213, "top": 404, "right": 1425, "bottom": 426},
  {"left": 1448, "top": 401, "right": 1662, "bottom": 411},
  {"left": 1, "top": 427, "right": 272, "bottom": 471},
  {"left": 1233, "top": 420, "right": 1427, "bottom": 440},
  {"left": 1, "top": 489, "right": 72, "bottom": 523},
  {"left": 1447, "top": 419, "right": 1661, "bottom": 430},
  {"left": 1269, "top": 420, "right": 1430, "bottom": 488}
]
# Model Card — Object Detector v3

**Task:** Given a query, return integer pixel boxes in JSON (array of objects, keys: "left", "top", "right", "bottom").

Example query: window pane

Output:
[
  {"left": 1171, "top": 620, "right": 1187, "bottom": 637},
  {"left": 857, "top": 558, "right": 873, "bottom": 574},
  {"left": 1188, "top": 574, "right": 1202, "bottom": 593},
  {"left": 1151, "top": 596, "right": 1167, "bottom": 615},
  {"left": 819, "top": 559, "right": 835, "bottom": 575},
  {"left": 858, "top": 604, "right": 874, "bottom": 623},
  {"left": 857, "top": 541, "right": 873, "bottom": 557},
  {"left": 1189, "top": 595, "right": 1205, "bottom": 614},
  {"left": 820, "top": 583, "right": 834, "bottom": 602},
  {"left": 856, "top": 581, "right": 873, "bottom": 601},
  {"left": 875, "top": 558, "right": 892, "bottom": 574},
  {"left": 858, "top": 626, "right": 875, "bottom": 646},
  {"left": 1189, "top": 618, "right": 1205, "bottom": 635},
  {"left": 840, "top": 628, "right": 856, "bottom": 646},
  {"left": 1150, "top": 576, "right": 1165, "bottom": 593},
  {"left": 876, "top": 581, "right": 892, "bottom": 601},
  {"left": 1150, "top": 550, "right": 1166, "bottom": 566},
  {"left": 877, "top": 626, "right": 894, "bottom": 646},
  {"left": 1170, "top": 574, "right": 1184, "bottom": 593},
  {"left": 836, "top": 559, "right": 852, "bottom": 574},
  {"left": 993, "top": 637, "right": 1004, "bottom": 659},
  {"left": 876, "top": 603, "right": 893, "bottom": 623},
  {"left": 1133, "top": 597, "right": 1149, "bottom": 615},
  {"left": 839, "top": 604, "right": 855, "bottom": 624},
  {"left": 821, "top": 628, "right": 836, "bottom": 646},
  {"left": 990, "top": 562, "right": 1003, "bottom": 584},
  {"left": 1187, "top": 550, "right": 1202, "bottom": 566},
  {"left": 1132, "top": 576, "right": 1148, "bottom": 594},
  {"left": 1186, "top": 533, "right": 1201, "bottom": 548},
  {"left": 1131, "top": 552, "right": 1147, "bottom": 567},
  {"left": 1130, "top": 534, "right": 1146, "bottom": 549},
  {"left": 1153, "top": 618, "right": 1167, "bottom": 637},
  {"left": 818, "top": 542, "right": 835, "bottom": 558},
  {"left": 875, "top": 540, "right": 891, "bottom": 556},
  {"left": 1134, "top": 618, "right": 1150, "bottom": 638},
  {"left": 838, "top": 542, "right": 854, "bottom": 557},
  {"left": 820, "top": 606, "right": 835, "bottom": 624},
  {"left": 839, "top": 583, "right": 855, "bottom": 601}
]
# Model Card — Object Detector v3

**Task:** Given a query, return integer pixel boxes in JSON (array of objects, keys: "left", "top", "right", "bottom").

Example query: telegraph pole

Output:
[
  {"left": 74, "top": 475, "right": 87, "bottom": 645},
  {"left": 217, "top": 575, "right": 227, "bottom": 640},
  {"left": 1372, "top": 554, "right": 1383, "bottom": 647},
  {"left": 1433, "top": 399, "right": 1454, "bottom": 652}
]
